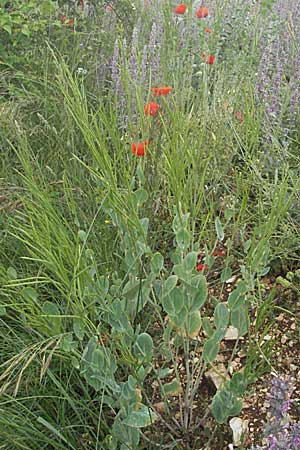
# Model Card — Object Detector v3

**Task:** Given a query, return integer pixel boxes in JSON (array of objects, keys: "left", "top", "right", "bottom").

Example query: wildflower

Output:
[
  {"left": 196, "top": 263, "right": 208, "bottom": 272},
  {"left": 61, "top": 15, "right": 67, "bottom": 23},
  {"left": 207, "top": 55, "right": 215, "bottom": 65},
  {"left": 144, "top": 101, "right": 160, "bottom": 116},
  {"left": 67, "top": 20, "right": 74, "bottom": 27},
  {"left": 196, "top": 6, "right": 209, "bottom": 18},
  {"left": 77, "top": 67, "right": 87, "bottom": 75},
  {"left": 205, "top": 28, "right": 213, "bottom": 33},
  {"left": 268, "top": 377, "right": 293, "bottom": 421},
  {"left": 234, "top": 111, "right": 244, "bottom": 123},
  {"left": 79, "top": 0, "right": 84, "bottom": 9},
  {"left": 111, "top": 39, "right": 120, "bottom": 83},
  {"left": 148, "top": 22, "right": 162, "bottom": 82},
  {"left": 151, "top": 86, "right": 173, "bottom": 96},
  {"left": 174, "top": 3, "right": 187, "bottom": 14},
  {"left": 267, "top": 435, "right": 278, "bottom": 450},
  {"left": 292, "top": 426, "right": 300, "bottom": 448},
  {"left": 212, "top": 248, "right": 226, "bottom": 257},
  {"left": 131, "top": 141, "right": 149, "bottom": 156},
  {"left": 202, "top": 53, "right": 215, "bottom": 64},
  {"left": 106, "top": 4, "right": 113, "bottom": 10}
]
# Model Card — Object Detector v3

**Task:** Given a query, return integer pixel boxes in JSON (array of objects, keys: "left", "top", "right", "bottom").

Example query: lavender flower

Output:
[
  {"left": 267, "top": 376, "right": 293, "bottom": 424},
  {"left": 291, "top": 424, "right": 300, "bottom": 447},
  {"left": 111, "top": 39, "right": 120, "bottom": 84},
  {"left": 108, "top": 15, "right": 165, "bottom": 129},
  {"left": 249, "top": 376, "right": 300, "bottom": 450},
  {"left": 148, "top": 23, "right": 157, "bottom": 59},
  {"left": 129, "top": 20, "right": 141, "bottom": 83},
  {"left": 257, "top": 0, "right": 300, "bottom": 131},
  {"left": 140, "top": 44, "right": 148, "bottom": 87}
]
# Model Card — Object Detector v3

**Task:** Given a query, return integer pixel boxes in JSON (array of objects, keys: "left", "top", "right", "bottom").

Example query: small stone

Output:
[
  {"left": 226, "top": 275, "right": 237, "bottom": 284},
  {"left": 289, "top": 341, "right": 294, "bottom": 347},
  {"left": 205, "top": 364, "right": 230, "bottom": 389},
  {"left": 281, "top": 335, "right": 288, "bottom": 344},
  {"left": 225, "top": 326, "right": 239, "bottom": 340},
  {"left": 228, "top": 361, "right": 239, "bottom": 375},
  {"left": 153, "top": 402, "right": 165, "bottom": 413},
  {"left": 290, "top": 364, "right": 297, "bottom": 371}
]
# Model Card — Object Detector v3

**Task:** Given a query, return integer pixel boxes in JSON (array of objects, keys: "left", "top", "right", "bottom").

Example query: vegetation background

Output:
[{"left": 0, "top": 0, "right": 299, "bottom": 449}]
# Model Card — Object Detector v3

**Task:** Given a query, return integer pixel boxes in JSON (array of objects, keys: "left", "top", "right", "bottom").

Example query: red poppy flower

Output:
[
  {"left": 131, "top": 141, "right": 149, "bottom": 156},
  {"left": 174, "top": 3, "right": 187, "bottom": 14},
  {"left": 196, "top": 6, "right": 209, "bottom": 18},
  {"left": 106, "top": 4, "right": 113, "bottom": 10},
  {"left": 61, "top": 15, "right": 67, "bottom": 23},
  {"left": 196, "top": 263, "right": 208, "bottom": 272},
  {"left": 67, "top": 20, "right": 74, "bottom": 27},
  {"left": 202, "top": 53, "right": 215, "bottom": 64},
  {"left": 151, "top": 86, "right": 173, "bottom": 96},
  {"left": 144, "top": 101, "right": 160, "bottom": 116},
  {"left": 205, "top": 28, "right": 213, "bottom": 33},
  {"left": 212, "top": 249, "right": 226, "bottom": 257}
]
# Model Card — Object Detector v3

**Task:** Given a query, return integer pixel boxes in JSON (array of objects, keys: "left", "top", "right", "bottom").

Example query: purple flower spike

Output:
[{"left": 248, "top": 375, "right": 299, "bottom": 450}]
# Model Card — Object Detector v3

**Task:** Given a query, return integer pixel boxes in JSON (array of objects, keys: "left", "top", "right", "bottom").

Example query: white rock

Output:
[
  {"left": 229, "top": 417, "right": 249, "bottom": 446},
  {"left": 226, "top": 275, "right": 238, "bottom": 284},
  {"left": 224, "top": 326, "right": 239, "bottom": 340}
]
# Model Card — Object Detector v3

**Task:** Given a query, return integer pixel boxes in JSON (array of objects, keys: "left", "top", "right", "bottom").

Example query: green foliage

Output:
[
  {"left": 215, "top": 216, "right": 225, "bottom": 241},
  {"left": 203, "top": 337, "right": 220, "bottom": 363},
  {"left": 0, "top": 0, "right": 56, "bottom": 65},
  {"left": 161, "top": 208, "right": 208, "bottom": 338},
  {"left": 212, "top": 386, "right": 243, "bottom": 424},
  {"left": 133, "top": 332, "right": 153, "bottom": 363},
  {"left": 162, "top": 379, "right": 181, "bottom": 397},
  {"left": 214, "top": 303, "right": 229, "bottom": 330},
  {"left": 211, "top": 372, "right": 248, "bottom": 424},
  {"left": 277, "top": 270, "right": 300, "bottom": 294},
  {"left": 122, "top": 404, "right": 157, "bottom": 428}
]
